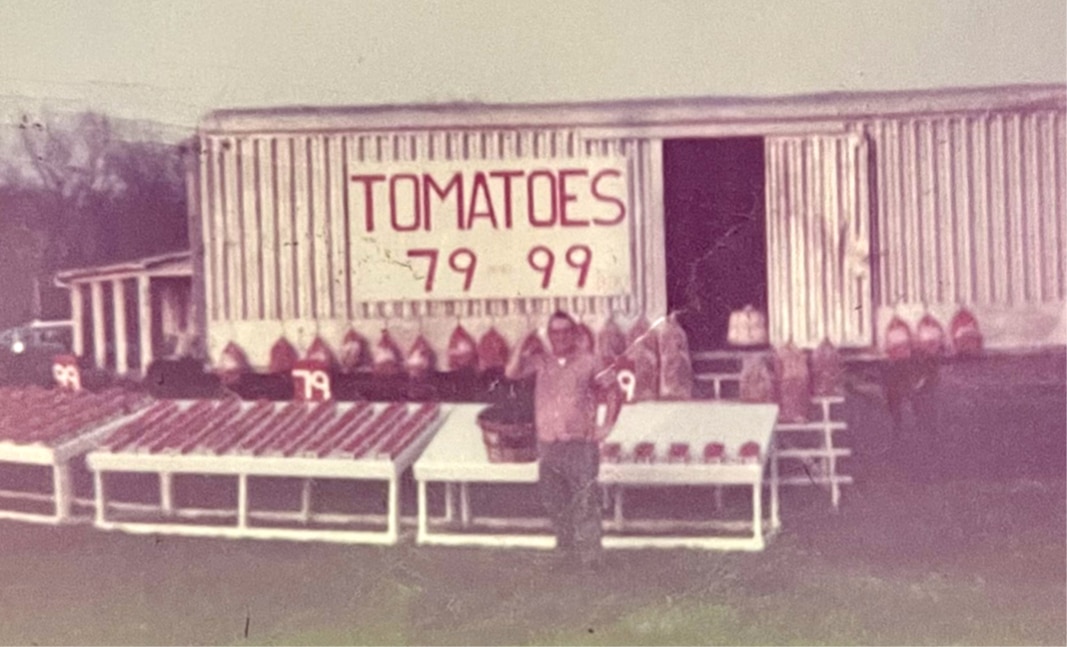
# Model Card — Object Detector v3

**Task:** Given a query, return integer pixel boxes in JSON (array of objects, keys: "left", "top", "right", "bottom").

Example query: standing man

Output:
[{"left": 507, "top": 311, "right": 623, "bottom": 570}]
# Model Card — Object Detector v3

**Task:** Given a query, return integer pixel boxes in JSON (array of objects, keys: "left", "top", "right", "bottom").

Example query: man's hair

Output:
[{"left": 548, "top": 310, "right": 576, "bottom": 330}]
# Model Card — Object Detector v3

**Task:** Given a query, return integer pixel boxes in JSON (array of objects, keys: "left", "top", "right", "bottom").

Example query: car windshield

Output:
[
  {"left": 40, "top": 329, "right": 71, "bottom": 345},
  {"left": 1, "top": 324, "right": 71, "bottom": 351}
]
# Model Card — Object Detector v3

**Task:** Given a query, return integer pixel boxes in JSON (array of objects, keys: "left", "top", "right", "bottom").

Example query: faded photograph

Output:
[{"left": 0, "top": 1, "right": 1064, "bottom": 645}]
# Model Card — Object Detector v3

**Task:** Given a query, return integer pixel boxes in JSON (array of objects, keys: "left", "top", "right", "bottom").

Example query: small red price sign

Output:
[
  {"left": 52, "top": 355, "right": 82, "bottom": 392},
  {"left": 612, "top": 356, "right": 637, "bottom": 403},
  {"left": 292, "top": 360, "right": 332, "bottom": 402}
]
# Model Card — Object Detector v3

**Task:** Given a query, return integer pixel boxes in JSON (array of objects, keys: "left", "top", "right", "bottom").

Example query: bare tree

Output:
[
  {"left": 1, "top": 109, "right": 188, "bottom": 321},
  {"left": 17, "top": 111, "right": 124, "bottom": 268}
]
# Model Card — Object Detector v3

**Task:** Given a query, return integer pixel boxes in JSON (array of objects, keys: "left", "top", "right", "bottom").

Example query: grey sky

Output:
[{"left": 0, "top": 0, "right": 1064, "bottom": 130}]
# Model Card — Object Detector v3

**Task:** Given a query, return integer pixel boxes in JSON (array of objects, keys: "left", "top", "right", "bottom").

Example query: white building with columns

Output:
[{"left": 54, "top": 251, "right": 193, "bottom": 376}]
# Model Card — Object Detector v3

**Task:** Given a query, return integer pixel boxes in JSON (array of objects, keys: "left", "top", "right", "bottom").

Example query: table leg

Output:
[
  {"left": 752, "top": 481, "right": 763, "bottom": 545},
  {"left": 300, "top": 478, "right": 313, "bottom": 524},
  {"left": 416, "top": 479, "right": 428, "bottom": 542},
  {"left": 159, "top": 472, "right": 174, "bottom": 516},
  {"left": 93, "top": 470, "right": 106, "bottom": 525},
  {"left": 770, "top": 451, "right": 781, "bottom": 531},
  {"left": 386, "top": 477, "right": 399, "bottom": 542},
  {"left": 613, "top": 486, "right": 624, "bottom": 530},
  {"left": 823, "top": 416, "right": 840, "bottom": 510},
  {"left": 52, "top": 464, "right": 72, "bottom": 522},
  {"left": 444, "top": 482, "right": 455, "bottom": 523},
  {"left": 829, "top": 451, "right": 840, "bottom": 510},
  {"left": 460, "top": 482, "right": 471, "bottom": 528},
  {"left": 237, "top": 474, "right": 248, "bottom": 530}
]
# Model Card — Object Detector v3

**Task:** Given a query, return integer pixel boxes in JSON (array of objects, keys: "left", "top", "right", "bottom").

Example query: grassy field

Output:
[{"left": 0, "top": 475, "right": 1062, "bottom": 646}]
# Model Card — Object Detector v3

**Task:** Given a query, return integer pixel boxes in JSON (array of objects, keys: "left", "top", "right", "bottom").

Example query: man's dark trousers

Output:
[{"left": 538, "top": 440, "right": 602, "bottom": 565}]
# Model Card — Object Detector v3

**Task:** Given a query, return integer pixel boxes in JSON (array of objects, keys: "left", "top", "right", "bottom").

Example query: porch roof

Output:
[{"left": 54, "top": 251, "right": 191, "bottom": 287}]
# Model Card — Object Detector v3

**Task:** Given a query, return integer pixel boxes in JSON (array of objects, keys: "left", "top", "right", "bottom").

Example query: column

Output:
[
  {"left": 112, "top": 279, "right": 128, "bottom": 374},
  {"left": 138, "top": 275, "right": 153, "bottom": 371},
  {"left": 90, "top": 281, "right": 106, "bottom": 369},
  {"left": 70, "top": 284, "right": 85, "bottom": 357}
]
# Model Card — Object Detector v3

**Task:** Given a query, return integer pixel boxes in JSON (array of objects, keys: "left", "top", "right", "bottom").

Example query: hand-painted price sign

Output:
[
  {"left": 292, "top": 360, "right": 332, "bottom": 401},
  {"left": 347, "top": 159, "right": 633, "bottom": 300},
  {"left": 52, "top": 355, "right": 82, "bottom": 392},
  {"left": 404, "top": 243, "right": 596, "bottom": 293}
]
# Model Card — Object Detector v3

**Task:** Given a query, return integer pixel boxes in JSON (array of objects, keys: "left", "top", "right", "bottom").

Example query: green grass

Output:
[{"left": 0, "top": 477, "right": 1062, "bottom": 646}]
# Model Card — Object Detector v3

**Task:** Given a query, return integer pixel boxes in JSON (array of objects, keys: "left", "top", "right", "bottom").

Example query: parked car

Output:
[{"left": 0, "top": 320, "right": 74, "bottom": 386}]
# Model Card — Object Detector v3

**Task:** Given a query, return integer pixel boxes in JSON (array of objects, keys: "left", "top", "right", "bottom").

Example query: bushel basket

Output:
[{"left": 476, "top": 402, "right": 538, "bottom": 463}]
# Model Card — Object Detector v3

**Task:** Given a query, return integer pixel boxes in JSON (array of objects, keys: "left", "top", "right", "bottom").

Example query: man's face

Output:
[{"left": 547, "top": 318, "right": 578, "bottom": 356}]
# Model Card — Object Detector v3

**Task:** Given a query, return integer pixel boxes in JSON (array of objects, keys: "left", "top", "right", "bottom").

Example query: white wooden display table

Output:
[
  {"left": 86, "top": 399, "right": 445, "bottom": 545},
  {"left": 0, "top": 387, "right": 150, "bottom": 524},
  {"left": 414, "top": 401, "right": 780, "bottom": 551},
  {"left": 693, "top": 351, "right": 853, "bottom": 509}
]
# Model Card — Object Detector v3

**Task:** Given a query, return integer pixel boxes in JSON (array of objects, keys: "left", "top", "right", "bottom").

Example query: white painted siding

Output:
[
  {"left": 765, "top": 133, "right": 873, "bottom": 348},
  {"left": 199, "top": 129, "right": 662, "bottom": 368},
  {"left": 865, "top": 110, "right": 1066, "bottom": 348},
  {"left": 866, "top": 111, "right": 1065, "bottom": 309}
]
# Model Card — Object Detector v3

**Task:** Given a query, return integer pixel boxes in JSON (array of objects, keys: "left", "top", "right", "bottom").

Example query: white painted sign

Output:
[{"left": 347, "top": 159, "right": 632, "bottom": 300}]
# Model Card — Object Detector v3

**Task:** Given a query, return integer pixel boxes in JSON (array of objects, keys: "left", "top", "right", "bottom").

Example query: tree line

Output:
[{"left": 0, "top": 110, "right": 189, "bottom": 329}]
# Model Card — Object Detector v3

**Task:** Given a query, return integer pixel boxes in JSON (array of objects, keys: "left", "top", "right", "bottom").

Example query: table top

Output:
[
  {"left": 413, "top": 401, "right": 779, "bottom": 484},
  {"left": 87, "top": 400, "right": 445, "bottom": 479},
  {"left": 0, "top": 386, "right": 149, "bottom": 449}
]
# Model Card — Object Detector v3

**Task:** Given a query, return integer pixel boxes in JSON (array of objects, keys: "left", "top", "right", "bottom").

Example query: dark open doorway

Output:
[{"left": 663, "top": 138, "right": 767, "bottom": 350}]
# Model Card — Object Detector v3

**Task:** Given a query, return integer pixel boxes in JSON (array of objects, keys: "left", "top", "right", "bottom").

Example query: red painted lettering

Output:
[
  {"left": 389, "top": 174, "right": 421, "bottom": 232},
  {"left": 466, "top": 172, "right": 498, "bottom": 229},
  {"left": 527, "top": 170, "right": 557, "bottom": 228},
  {"left": 350, "top": 174, "right": 385, "bottom": 232},
  {"left": 489, "top": 170, "right": 523, "bottom": 229},
  {"left": 423, "top": 172, "right": 463, "bottom": 232},
  {"left": 591, "top": 169, "right": 626, "bottom": 226},
  {"left": 449, "top": 248, "right": 477, "bottom": 291},
  {"left": 558, "top": 168, "right": 590, "bottom": 227}
]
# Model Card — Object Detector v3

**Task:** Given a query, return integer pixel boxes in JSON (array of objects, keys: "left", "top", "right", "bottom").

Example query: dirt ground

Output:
[
  {"left": 842, "top": 350, "right": 1066, "bottom": 482},
  {"left": 0, "top": 351, "right": 1063, "bottom": 645}
]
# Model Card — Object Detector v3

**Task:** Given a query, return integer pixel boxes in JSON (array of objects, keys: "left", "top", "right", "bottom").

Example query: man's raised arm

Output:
[
  {"left": 505, "top": 349, "right": 541, "bottom": 381},
  {"left": 594, "top": 363, "right": 624, "bottom": 441}
]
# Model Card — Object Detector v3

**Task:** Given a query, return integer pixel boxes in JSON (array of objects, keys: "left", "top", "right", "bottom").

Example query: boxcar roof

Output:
[{"left": 200, "top": 84, "right": 1066, "bottom": 135}]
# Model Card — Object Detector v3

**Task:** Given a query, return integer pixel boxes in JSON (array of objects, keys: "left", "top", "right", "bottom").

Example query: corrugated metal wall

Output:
[
  {"left": 764, "top": 133, "right": 873, "bottom": 347},
  {"left": 866, "top": 110, "right": 1066, "bottom": 310},
  {"left": 198, "top": 129, "right": 660, "bottom": 363},
  {"left": 196, "top": 97, "right": 1066, "bottom": 360},
  {"left": 765, "top": 110, "right": 1065, "bottom": 349}
]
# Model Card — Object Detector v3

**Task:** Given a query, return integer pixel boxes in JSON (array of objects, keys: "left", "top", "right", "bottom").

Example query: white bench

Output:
[{"left": 695, "top": 366, "right": 851, "bottom": 509}]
